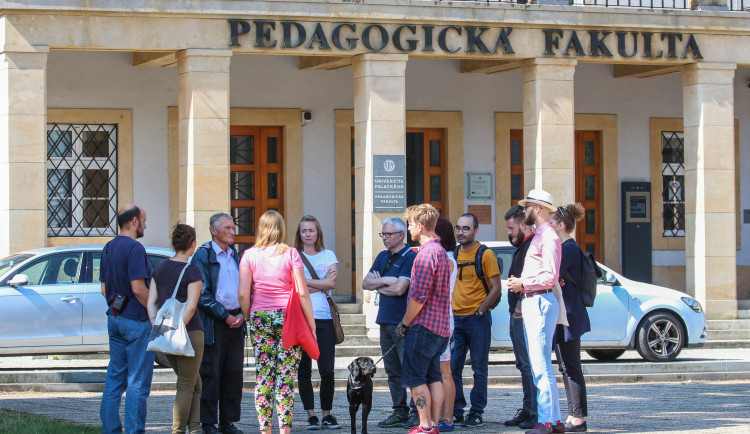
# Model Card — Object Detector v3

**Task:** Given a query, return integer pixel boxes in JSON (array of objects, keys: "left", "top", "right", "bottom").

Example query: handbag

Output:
[
  {"left": 281, "top": 271, "right": 320, "bottom": 360},
  {"left": 147, "top": 264, "right": 195, "bottom": 357},
  {"left": 300, "top": 253, "right": 345, "bottom": 345}
]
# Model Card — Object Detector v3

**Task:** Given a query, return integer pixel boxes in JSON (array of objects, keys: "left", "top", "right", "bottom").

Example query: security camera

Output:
[{"left": 302, "top": 111, "right": 312, "bottom": 126}]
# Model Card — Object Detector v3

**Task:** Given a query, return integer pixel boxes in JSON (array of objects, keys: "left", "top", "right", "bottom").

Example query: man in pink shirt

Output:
[{"left": 508, "top": 189, "right": 564, "bottom": 434}]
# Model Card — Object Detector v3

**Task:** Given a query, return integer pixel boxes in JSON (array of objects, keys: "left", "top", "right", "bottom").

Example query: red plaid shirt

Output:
[{"left": 408, "top": 238, "right": 451, "bottom": 337}]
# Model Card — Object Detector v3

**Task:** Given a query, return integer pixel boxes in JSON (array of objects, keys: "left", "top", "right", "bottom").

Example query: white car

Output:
[
  {"left": 365, "top": 241, "right": 707, "bottom": 362},
  {"left": 0, "top": 245, "right": 172, "bottom": 356}
]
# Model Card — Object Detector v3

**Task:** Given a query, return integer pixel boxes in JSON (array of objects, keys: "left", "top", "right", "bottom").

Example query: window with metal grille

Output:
[
  {"left": 46, "top": 123, "right": 118, "bottom": 237},
  {"left": 661, "top": 131, "right": 684, "bottom": 237}
]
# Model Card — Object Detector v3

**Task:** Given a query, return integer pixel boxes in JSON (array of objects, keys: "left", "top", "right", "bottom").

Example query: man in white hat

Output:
[{"left": 508, "top": 189, "right": 564, "bottom": 434}]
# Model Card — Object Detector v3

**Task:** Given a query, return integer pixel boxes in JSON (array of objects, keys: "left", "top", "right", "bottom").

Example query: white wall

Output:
[{"left": 45, "top": 51, "right": 750, "bottom": 271}]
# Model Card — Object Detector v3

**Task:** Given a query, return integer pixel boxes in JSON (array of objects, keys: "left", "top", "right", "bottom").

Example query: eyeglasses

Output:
[
  {"left": 454, "top": 226, "right": 474, "bottom": 233},
  {"left": 523, "top": 204, "right": 537, "bottom": 210},
  {"left": 557, "top": 206, "right": 566, "bottom": 218},
  {"left": 379, "top": 232, "right": 402, "bottom": 239}
]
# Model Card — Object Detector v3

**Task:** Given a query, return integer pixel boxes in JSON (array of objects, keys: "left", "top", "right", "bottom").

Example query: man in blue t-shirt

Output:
[
  {"left": 99, "top": 204, "right": 154, "bottom": 434},
  {"left": 362, "top": 217, "right": 417, "bottom": 428}
]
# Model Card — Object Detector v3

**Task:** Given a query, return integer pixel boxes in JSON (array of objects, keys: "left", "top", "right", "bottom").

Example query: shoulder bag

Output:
[
  {"left": 300, "top": 253, "right": 345, "bottom": 345},
  {"left": 147, "top": 263, "right": 195, "bottom": 357}
]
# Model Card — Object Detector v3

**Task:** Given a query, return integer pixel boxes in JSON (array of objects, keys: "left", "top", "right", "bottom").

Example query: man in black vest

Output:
[{"left": 503, "top": 205, "right": 538, "bottom": 429}]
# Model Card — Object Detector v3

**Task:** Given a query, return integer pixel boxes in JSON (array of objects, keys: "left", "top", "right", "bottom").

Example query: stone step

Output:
[
  {"left": 738, "top": 310, "right": 750, "bottom": 319},
  {"left": 701, "top": 340, "right": 750, "bottom": 349},
  {"left": 738, "top": 300, "right": 750, "bottom": 310},
  {"left": 707, "top": 319, "right": 750, "bottom": 330},
  {"left": 342, "top": 324, "right": 367, "bottom": 335},
  {"left": 4, "top": 358, "right": 750, "bottom": 392},
  {"left": 339, "top": 313, "right": 366, "bottom": 325},
  {"left": 335, "top": 303, "right": 361, "bottom": 314},
  {"left": 340, "top": 334, "right": 377, "bottom": 346},
  {"left": 707, "top": 329, "right": 750, "bottom": 340}
]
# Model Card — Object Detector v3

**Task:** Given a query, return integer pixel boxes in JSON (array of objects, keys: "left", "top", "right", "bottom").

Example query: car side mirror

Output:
[
  {"left": 606, "top": 272, "right": 617, "bottom": 286},
  {"left": 8, "top": 274, "right": 29, "bottom": 288}
]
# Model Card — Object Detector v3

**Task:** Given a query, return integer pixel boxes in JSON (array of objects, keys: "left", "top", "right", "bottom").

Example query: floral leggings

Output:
[{"left": 248, "top": 309, "right": 302, "bottom": 431}]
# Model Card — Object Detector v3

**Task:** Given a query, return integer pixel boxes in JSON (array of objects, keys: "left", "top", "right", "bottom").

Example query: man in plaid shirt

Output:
[{"left": 396, "top": 204, "right": 452, "bottom": 434}]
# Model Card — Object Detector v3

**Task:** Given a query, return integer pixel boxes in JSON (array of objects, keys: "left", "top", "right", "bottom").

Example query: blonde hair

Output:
[
  {"left": 294, "top": 215, "right": 326, "bottom": 253},
  {"left": 254, "top": 210, "right": 289, "bottom": 255},
  {"left": 404, "top": 204, "right": 439, "bottom": 231}
]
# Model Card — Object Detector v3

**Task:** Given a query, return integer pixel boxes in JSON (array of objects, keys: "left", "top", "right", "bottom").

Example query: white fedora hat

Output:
[{"left": 518, "top": 189, "right": 557, "bottom": 211}]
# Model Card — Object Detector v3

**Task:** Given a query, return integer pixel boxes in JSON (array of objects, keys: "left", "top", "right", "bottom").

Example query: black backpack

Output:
[
  {"left": 564, "top": 248, "right": 602, "bottom": 308},
  {"left": 453, "top": 244, "right": 502, "bottom": 310}
]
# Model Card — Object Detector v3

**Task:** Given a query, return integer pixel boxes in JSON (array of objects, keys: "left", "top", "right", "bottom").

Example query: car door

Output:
[
  {"left": 489, "top": 247, "right": 514, "bottom": 345},
  {"left": 0, "top": 252, "right": 84, "bottom": 349},
  {"left": 81, "top": 250, "right": 169, "bottom": 345},
  {"left": 581, "top": 269, "right": 630, "bottom": 343}
]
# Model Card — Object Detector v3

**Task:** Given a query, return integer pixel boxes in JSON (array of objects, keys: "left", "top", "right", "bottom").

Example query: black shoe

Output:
[
  {"left": 218, "top": 422, "right": 243, "bottom": 434},
  {"left": 321, "top": 415, "right": 341, "bottom": 430},
  {"left": 378, "top": 412, "right": 408, "bottom": 428},
  {"left": 564, "top": 421, "right": 587, "bottom": 432},
  {"left": 453, "top": 413, "right": 465, "bottom": 426},
  {"left": 519, "top": 416, "right": 538, "bottom": 430},
  {"left": 405, "top": 413, "right": 420, "bottom": 429},
  {"left": 307, "top": 416, "right": 321, "bottom": 430},
  {"left": 202, "top": 425, "right": 221, "bottom": 434},
  {"left": 505, "top": 409, "right": 530, "bottom": 426},
  {"left": 463, "top": 413, "right": 483, "bottom": 428}
]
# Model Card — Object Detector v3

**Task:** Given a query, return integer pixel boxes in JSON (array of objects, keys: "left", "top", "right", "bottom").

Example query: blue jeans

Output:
[
  {"left": 380, "top": 323, "right": 409, "bottom": 417},
  {"left": 510, "top": 315, "right": 537, "bottom": 417},
  {"left": 450, "top": 313, "right": 491, "bottom": 417},
  {"left": 100, "top": 315, "right": 155, "bottom": 434},
  {"left": 522, "top": 293, "right": 561, "bottom": 425}
]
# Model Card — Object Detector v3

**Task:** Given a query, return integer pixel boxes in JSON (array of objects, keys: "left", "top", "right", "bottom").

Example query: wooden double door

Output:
[{"left": 229, "top": 126, "right": 283, "bottom": 254}]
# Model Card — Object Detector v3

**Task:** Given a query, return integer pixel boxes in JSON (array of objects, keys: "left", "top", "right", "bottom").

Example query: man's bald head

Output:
[{"left": 117, "top": 204, "right": 141, "bottom": 229}]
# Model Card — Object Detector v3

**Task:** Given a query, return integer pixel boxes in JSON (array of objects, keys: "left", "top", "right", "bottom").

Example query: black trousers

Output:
[
  {"left": 200, "top": 319, "right": 245, "bottom": 425},
  {"left": 298, "top": 319, "right": 336, "bottom": 411},
  {"left": 554, "top": 337, "right": 588, "bottom": 418}
]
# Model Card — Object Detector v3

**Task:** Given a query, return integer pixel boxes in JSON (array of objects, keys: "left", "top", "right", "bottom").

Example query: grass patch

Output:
[{"left": 0, "top": 409, "right": 99, "bottom": 433}]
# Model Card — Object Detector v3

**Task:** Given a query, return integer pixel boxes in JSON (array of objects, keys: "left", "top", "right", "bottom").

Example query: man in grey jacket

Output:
[{"left": 191, "top": 212, "right": 245, "bottom": 434}]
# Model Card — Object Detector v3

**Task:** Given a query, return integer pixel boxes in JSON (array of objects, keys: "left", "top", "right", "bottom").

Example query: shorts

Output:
[
  {"left": 402, "top": 324, "right": 448, "bottom": 388},
  {"left": 440, "top": 321, "right": 455, "bottom": 362}
]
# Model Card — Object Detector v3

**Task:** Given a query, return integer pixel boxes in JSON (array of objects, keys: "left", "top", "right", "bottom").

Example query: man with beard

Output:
[
  {"left": 449, "top": 213, "right": 501, "bottom": 428},
  {"left": 503, "top": 205, "right": 538, "bottom": 429},
  {"left": 100, "top": 204, "right": 154, "bottom": 434},
  {"left": 508, "top": 189, "right": 565, "bottom": 434}
]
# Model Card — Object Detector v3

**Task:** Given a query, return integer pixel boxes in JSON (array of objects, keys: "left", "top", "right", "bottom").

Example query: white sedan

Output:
[
  {"left": 365, "top": 241, "right": 707, "bottom": 362},
  {"left": 0, "top": 245, "right": 172, "bottom": 356}
]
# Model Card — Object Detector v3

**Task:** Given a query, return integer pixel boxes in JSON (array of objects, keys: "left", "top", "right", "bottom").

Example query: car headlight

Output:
[{"left": 681, "top": 297, "right": 703, "bottom": 313}]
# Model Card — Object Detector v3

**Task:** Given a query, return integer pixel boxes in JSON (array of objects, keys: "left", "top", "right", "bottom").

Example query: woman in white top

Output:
[
  {"left": 435, "top": 217, "right": 458, "bottom": 431},
  {"left": 294, "top": 215, "right": 341, "bottom": 430}
]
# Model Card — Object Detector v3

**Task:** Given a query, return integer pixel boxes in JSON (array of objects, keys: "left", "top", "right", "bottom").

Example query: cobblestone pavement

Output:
[{"left": 1, "top": 380, "right": 749, "bottom": 433}]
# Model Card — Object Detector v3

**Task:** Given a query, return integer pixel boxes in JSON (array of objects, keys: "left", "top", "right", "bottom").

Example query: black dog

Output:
[{"left": 347, "top": 356, "right": 376, "bottom": 434}]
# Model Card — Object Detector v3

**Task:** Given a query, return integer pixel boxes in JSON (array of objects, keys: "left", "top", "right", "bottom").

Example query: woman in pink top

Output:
[{"left": 238, "top": 210, "right": 315, "bottom": 434}]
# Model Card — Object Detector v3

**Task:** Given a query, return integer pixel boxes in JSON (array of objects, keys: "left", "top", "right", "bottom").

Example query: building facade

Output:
[{"left": 1, "top": 0, "right": 748, "bottom": 319}]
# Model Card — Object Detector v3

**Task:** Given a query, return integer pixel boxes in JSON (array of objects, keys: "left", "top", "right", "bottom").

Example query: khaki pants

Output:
[{"left": 166, "top": 330, "right": 205, "bottom": 433}]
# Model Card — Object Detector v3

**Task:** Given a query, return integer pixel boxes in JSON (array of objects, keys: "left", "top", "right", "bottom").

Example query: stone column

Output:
[
  {"left": 0, "top": 44, "right": 49, "bottom": 256},
  {"left": 177, "top": 49, "right": 232, "bottom": 244},
  {"left": 521, "top": 58, "right": 577, "bottom": 207},
  {"left": 682, "top": 62, "right": 737, "bottom": 319},
  {"left": 352, "top": 53, "right": 408, "bottom": 304}
]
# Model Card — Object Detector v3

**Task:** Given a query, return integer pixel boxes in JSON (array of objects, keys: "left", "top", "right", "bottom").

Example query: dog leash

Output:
[{"left": 373, "top": 336, "right": 403, "bottom": 367}]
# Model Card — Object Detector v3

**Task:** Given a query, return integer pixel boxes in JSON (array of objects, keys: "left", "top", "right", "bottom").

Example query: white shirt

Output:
[
  {"left": 301, "top": 249, "right": 339, "bottom": 320},
  {"left": 211, "top": 241, "right": 240, "bottom": 310}
]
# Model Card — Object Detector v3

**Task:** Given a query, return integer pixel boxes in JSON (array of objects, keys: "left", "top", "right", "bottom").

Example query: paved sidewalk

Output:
[{"left": 1, "top": 380, "right": 749, "bottom": 433}]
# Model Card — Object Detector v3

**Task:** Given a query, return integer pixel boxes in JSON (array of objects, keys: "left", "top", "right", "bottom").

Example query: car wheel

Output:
[
  {"left": 635, "top": 311, "right": 685, "bottom": 362},
  {"left": 585, "top": 349, "right": 626, "bottom": 361},
  {"left": 153, "top": 351, "right": 172, "bottom": 369}
]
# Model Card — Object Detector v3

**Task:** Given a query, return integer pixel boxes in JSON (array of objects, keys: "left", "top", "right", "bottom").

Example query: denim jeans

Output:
[
  {"left": 510, "top": 315, "right": 537, "bottom": 417},
  {"left": 100, "top": 315, "right": 155, "bottom": 434},
  {"left": 522, "top": 293, "right": 562, "bottom": 425},
  {"left": 450, "top": 312, "right": 492, "bottom": 417}
]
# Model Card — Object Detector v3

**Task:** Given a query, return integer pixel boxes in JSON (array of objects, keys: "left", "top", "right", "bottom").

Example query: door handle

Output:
[{"left": 61, "top": 296, "right": 80, "bottom": 303}]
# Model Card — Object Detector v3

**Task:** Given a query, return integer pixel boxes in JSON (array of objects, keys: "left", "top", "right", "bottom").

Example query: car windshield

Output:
[{"left": 0, "top": 254, "right": 33, "bottom": 278}]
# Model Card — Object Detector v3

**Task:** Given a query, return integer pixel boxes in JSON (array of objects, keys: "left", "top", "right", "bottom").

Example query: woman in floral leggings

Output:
[{"left": 238, "top": 210, "right": 316, "bottom": 434}]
